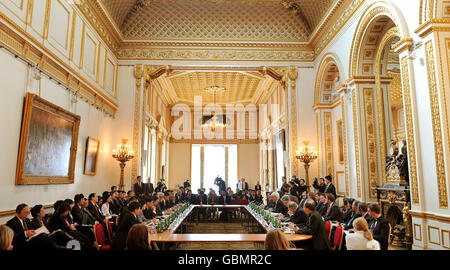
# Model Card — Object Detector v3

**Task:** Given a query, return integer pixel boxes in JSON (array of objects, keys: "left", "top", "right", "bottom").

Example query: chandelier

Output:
[
  {"left": 112, "top": 139, "right": 135, "bottom": 191},
  {"left": 295, "top": 141, "right": 318, "bottom": 186},
  {"left": 201, "top": 86, "right": 228, "bottom": 132}
]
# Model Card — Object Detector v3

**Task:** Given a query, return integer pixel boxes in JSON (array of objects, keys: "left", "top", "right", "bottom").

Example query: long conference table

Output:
[{"left": 149, "top": 205, "right": 312, "bottom": 244}]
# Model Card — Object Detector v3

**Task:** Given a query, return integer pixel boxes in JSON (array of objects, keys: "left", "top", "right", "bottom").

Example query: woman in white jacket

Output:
[{"left": 346, "top": 217, "right": 381, "bottom": 250}]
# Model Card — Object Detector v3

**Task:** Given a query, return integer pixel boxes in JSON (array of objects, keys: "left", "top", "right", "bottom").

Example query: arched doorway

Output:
[{"left": 349, "top": 3, "right": 414, "bottom": 201}]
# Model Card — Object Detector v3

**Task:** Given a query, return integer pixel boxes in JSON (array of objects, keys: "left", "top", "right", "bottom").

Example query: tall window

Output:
[{"left": 191, "top": 144, "right": 237, "bottom": 193}]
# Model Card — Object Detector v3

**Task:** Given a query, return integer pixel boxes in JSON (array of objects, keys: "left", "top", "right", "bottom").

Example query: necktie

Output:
[
  {"left": 326, "top": 205, "right": 331, "bottom": 216},
  {"left": 370, "top": 220, "right": 377, "bottom": 232},
  {"left": 22, "top": 219, "right": 28, "bottom": 231},
  {"left": 65, "top": 219, "right": 71, "bottom": 227}
]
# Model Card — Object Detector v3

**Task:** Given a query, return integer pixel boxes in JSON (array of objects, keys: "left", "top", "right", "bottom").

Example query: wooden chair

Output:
[
  {"left": 325, "top": 220, "right": 332, "bottom": 240},
  {"left": 105, "top": 219, "right": 114, "bottom": 243},
  {"left": 331, "top": 225, "right": 344, "bottom": 250},
  {"left": 93, "top": 223, "right": 111, "bottom": 250}
]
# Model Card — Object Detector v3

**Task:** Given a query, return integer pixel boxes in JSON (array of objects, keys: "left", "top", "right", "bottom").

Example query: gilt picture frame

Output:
[
  {"left": 84, "top": 137, "right": 100, "bottom": 176},
  {"left": 15, "top": 93, "right": 81, "bottom": 185}
]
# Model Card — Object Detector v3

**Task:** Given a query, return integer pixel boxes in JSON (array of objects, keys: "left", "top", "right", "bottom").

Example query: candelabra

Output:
[
  {"left": 295, "top": 141, "right": 318, "bottom": 186},
  {"left": 112, "top": 139, "right": 135, "bottom": 191}
]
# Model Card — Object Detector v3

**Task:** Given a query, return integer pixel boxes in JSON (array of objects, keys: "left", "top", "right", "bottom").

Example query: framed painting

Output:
[
  {"left": 15, "top": 93, "right": 81, "bottom": 185},
  {"left": 84, "top": 137, "right": 100, "bottom": 175},
  {"left": 337, "top": 120, "right": 344, "bottom": 164}
]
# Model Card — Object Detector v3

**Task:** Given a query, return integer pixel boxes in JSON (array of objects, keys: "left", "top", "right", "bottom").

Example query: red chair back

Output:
[
  {"left": 94, "top": 223, "right": 107, "bottom": 246},
  {"left": 333, "top": 225, "right": 344, "bottom": 250},
  {"left": 325, "top": 221, "right": 332, "bottom": 240},
  {"left": 230, "top": 198, "right": 241, "bottom": 205},
  {"left": 106, "top": 219, "right": 114, "bottom": 242}
]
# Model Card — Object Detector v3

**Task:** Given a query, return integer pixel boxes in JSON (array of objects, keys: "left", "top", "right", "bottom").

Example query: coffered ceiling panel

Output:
[
  {"left": 168, "top": 72, "right": 262, "bottom": 104},
  {"left": 100, "top": 0, "right": 136, "bottom": 28},
  {"left": 98, "top": 0, "right": 336, "bottom": 42}
]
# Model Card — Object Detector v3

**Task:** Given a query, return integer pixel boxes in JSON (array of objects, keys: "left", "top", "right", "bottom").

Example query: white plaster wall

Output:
[{"left": 0, "top": 50, "right": 135, "bottom": 224}]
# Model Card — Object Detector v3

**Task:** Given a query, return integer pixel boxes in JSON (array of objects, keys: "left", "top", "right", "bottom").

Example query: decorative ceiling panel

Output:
[
  {"left": 100, "top": 0, "right": 136, "bottom": 28},
  {"left": 293, "top": 0, "right": 335, "bottom": 30},
  {"left": 168, "top": 72, "right": 262, "bottom": 104},
  {"left": 120, "top": 0, "right": 312, "bottom": 41}
]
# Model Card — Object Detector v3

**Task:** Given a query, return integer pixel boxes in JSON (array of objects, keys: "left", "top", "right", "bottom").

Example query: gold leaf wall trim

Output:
[
  {"left": 425, "top": 40, "right": 448, "bottom": 208},
  {"left": 401, "top": 56, "right": 420, "bottom": 205},
  {"left": 363, "top": 88, "right": 379, "bottom": 198},
  {"left": 352, "top": 90, "right": 361, "bottom": 198},
  {"left": 324, "top": 111, "right": 334, "bottom": 176}
]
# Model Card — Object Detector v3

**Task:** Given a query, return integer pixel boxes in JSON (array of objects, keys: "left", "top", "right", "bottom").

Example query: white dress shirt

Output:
[{"left": 346, "top": 231, "right": 380, "bottom": 250}]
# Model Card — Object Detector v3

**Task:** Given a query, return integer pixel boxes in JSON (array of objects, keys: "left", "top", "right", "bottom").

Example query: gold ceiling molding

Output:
[
  {"left": 76, "top": 0, "right": 122, "bottom": 52},
  {"left": 117, "top": 47, "right": 315, "bottom": 62},
  {"left": 312, "top": 0, "right": 365, "bottom": 57}
]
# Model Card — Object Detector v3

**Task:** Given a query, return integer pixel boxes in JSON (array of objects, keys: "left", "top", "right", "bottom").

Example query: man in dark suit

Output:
[
  {"left": 219, "top": 190, "right": 231, "bottom": 204},
  {"left": 273, "top": 194, "right": 288, "bottom": 216},
  {"left": 294, "top": 200, "right": 331, "bottom": 250},
  {"left": 184, "top": 179, "right": 191, "bottom": 189},
  {"left": 324, "top": 175, "right": 337, "bottom": 199},
  {"left": 343, "top": 200, "right": 361, "bottom": 230},
  {"left": 134, "top": 176, "right": 146, "bottom": 197},
  {"left": 315, "top": 193, "right": 328, "bottom": 216},
  {"left": 87, "top": 193, "right": 105, "bottom": 223},
  {"left": 288, "top": 201, "right": 307, "bottom": 225},
  {"left": 111, "top": 202, "right": 141, "bottom": 250},
  {"left": 143, "top": 198, "right": 157, "bottom": 220},
  {"left": 358, "top": 202, "right": 373, "bottom": 224},
  {"left": 323, "top": 193, "right": 342, "bottom": 222},
  {"left": 6, "top": 204, "right": 58, "bottom": 250},
  {"left": 254, "top": 190, "right": 264, "bottom": 205},
  {"left": 369, "top": 203, "right": 390, "bottom": 250},
  {"left": 146, "top": 177, "right": 154, "bottom": 196},
  {"left": 254, "top": 181, "right": 262, "bottom": 192}
]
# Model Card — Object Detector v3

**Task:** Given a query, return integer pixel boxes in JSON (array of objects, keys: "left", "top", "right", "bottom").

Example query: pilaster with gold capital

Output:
[
  {"left": 131, "top": 65, "right": 144, "bottom": 188},
  {"left": 288, "top": 66, "right": 299, "bottom": 179}
]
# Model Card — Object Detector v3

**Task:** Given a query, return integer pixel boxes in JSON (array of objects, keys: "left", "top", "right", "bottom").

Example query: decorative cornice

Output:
[
  {"left": 392, "top": 38, "right": 414, "bottom": 54},
  {"left": 415, "top": 19, "right": 450, "bottom": 38},
  {"left": 76, "top": 0, "right": 121, "bottom": 53},
  {"left": 117, "top": 47, "right": 315, "bottom": 62}
]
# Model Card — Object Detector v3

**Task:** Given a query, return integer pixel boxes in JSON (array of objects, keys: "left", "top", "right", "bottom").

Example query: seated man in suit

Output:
[
  {"left": 87, "top": 193, "right": 106, "bottom": 224},
  {"left": 175, "top": 189, "right": 185, "bottom": 204},
  {"left": 254, "top": 190, "right": 264, "bottom": 205},
  {"left": 219, "top": 190, "right": 231, "bottom": 205},
  {"left": 109, "top": 191, "right": 121, "bottom": 215},
  {"left": 142, "top": 198, "right": 157, "bottom": 220},
  {"left": 358, "top": 202, "right": 373, "bottom": 225},
  {"left": 342, "top": 200, "right": 361, "bottom": 230},
  {"left": 315, "top": 193, "right": 328, "bottom": 216},
  {"left": 368, "top": 203, "right": 390, "bottom": 250},
  {"left": 291, "top": 200, "right": 331, "bottom": 250},
  {"left": 341, "top": 198, "right": 354, "bottom": 224},
  {"left": 274, "top": 195, "right": 289, "bottom": 216},
  {"left": 287, "top": 201, "right": 307, "bottom": 226},
  {"left": 323, "top": 193, "right": 342, "bottom": 222},
  {"left": 6, "top": 204, "right": 59, "bottom": 250},
  {"left": 111, "top": 202, "right": 142, "bottom": 250}
]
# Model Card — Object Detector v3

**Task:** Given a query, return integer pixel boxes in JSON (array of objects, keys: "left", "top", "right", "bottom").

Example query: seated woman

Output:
[
  {"left": 264, "top": 229, "right": 292, "bottom": 250},
  {"left": 30, "top": 205, "right": 71, "bottom": 247},
  {"left": 0, "top": 225, "right": 14, "bottom": 250},
  {"left": 48, "top": 202, "right": 95, "bottom": 250},
  {"left": 345, "top": 217, "right": 380, "bottom": 250},
  {"left": 125, "top": 224, "right": 158, "bottom": 250}
]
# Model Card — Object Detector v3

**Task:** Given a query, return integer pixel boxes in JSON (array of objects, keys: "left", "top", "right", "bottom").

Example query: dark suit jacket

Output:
[
  {"left": 111, "top": 211, "right": 140, "bottom": 250},
  {"left": 297, "top": 211, "right": 331, "bottom": 250},
  {"left": 370, "top": 216, "right": 390, "bottom": 250},
  {"left": 316, "top": 202, "right": 328, "bottom": 216},
  {"left": 218, "top": 195, "right": 231, "bottom": 205},
  {"left": 175, "top": 193, "right": 185, "bottom": 204},
  {"left": 146, "top": 183, "right": 154, "bottom": 195},
  {"left": 155, "top": 204, "right": 163, "bottom": 216},
  {"left": 324, "top": 203, "right": 342, "bottom": 222},
  {"left": 273, "top": 200, "right": 288, "bottom": 216},
  {"left": 290, "top": 208, "right": 307, "bottom": 225},
  {"left": 254, "top": 184, "right": 262, "bottom": 191},
  {"left": 254, "top": 195, "right": 263, "bottom": 205},
  {"left": 342, "top": 209, "right": 354, "bottom": 224},
  {"left": 71, "top": 205, "right": 86, "bottom": 225},
  {"left": 208, "top": 195, "right": 219, "bottom": 205},
  {"left": 143, "top": 208, "right": 156, "bottom": 220},
  {"left": 134, "top": 182, "right": 146, "bottom": 197},
  {"left": 325, "top": 183, "right": 337, "bottom": 199},
  {"left": 345, "top": 212, "right": 362, "bottom": 229},
  {"left": 6, "top": 216, "right": 30, "bottom": 249},
  {"left": 87, "top": 202, "right": 105, "bottom": 223},
  {"left": 109, "top": 199, "right": 121, "bottom": 215}
]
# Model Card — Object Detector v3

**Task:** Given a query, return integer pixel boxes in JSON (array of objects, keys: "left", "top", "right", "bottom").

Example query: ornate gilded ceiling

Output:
[{"left": 100, "top": 0, "right": 335, "bottom": 41}]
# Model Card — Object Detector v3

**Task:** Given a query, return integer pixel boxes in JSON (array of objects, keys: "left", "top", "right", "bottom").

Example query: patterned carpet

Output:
[{"left": 176, "top": 222, "right": 262, "bottom": 250}]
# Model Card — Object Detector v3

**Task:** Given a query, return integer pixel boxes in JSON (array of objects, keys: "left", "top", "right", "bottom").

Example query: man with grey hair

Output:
[
  {"left": 273, "top": 193, "right": 288, "bottom": 216},
  {"left": 288, "top": 201, "right": 307, "bottom": 225}
]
